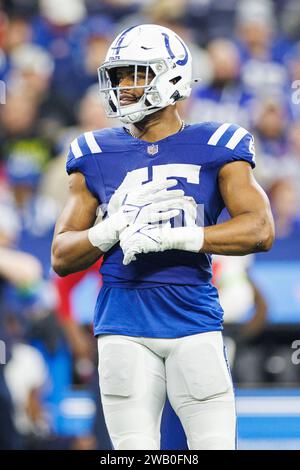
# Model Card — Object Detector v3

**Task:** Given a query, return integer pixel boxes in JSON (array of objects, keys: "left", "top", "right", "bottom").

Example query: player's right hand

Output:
[
  {"left": 120, "top": 195, "right": 203, "bottom": 265},
  {"left": 107, "top": 178, "right": 185, "bottom": 233},
  {"left": 88, "top": 179, "right": 186, "bottom": 253}
]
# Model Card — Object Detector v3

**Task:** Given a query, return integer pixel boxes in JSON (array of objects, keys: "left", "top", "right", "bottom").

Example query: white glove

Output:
[
  {"left": 88, "top": 179, "right": 185, "bottom": 252},
  {"left": 120, "top": 223, "right": 204, "bottom": 265}
]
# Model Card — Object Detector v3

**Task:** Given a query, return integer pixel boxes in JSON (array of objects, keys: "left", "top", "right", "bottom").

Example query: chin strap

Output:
[{"left": 120, "top": 111, "right": 146, "bottom": 124}]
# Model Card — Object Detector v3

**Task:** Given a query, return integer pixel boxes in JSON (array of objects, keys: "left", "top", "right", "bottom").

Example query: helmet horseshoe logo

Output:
[{"left": 162, "top": 33, "right": 188, "bottom": 66}]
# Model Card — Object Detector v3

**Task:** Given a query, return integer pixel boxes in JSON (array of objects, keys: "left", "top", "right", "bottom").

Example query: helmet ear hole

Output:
[{"left": 170, "top": 76, "right": 182, "bottom": 85}]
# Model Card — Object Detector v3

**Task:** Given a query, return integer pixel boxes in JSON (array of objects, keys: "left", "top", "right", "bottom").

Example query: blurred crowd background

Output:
[{"left": 0, "top": 0, "right": 300, "bottom": 450}]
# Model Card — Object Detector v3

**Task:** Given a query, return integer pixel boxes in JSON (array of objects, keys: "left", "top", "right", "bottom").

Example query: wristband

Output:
[
  {"left": 163, "top": 226, "right": 204, "bottom": 252},
  {"left": 88, "top": 214, "right": 121, "bottom": 252}
]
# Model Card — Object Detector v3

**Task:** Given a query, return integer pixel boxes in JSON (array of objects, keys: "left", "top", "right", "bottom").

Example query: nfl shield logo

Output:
[{"left": 147, "top": 144, "right": 159, "bottom": 156}]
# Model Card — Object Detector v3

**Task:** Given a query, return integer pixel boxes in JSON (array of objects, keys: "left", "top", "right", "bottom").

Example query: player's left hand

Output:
[
  {"left": 120, "top": 224, "right": 164, "bottom": 265},
  {"left": 120, "top": 223, "right": 204, "bottom": 266}
]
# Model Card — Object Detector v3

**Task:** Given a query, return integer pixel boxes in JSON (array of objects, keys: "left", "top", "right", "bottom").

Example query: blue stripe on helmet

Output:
[{"left": 112, "top": 26, "right": 137, "bottom": 56}]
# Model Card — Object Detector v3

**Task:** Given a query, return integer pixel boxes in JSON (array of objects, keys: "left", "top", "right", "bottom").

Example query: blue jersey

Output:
[{"left": 66, "top": 122, "right": 255, "bottom": 338}]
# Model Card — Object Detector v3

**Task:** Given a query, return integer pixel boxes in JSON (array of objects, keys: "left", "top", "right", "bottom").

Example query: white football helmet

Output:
[{"left": 98, "top": 24, "right": 197, "bottom": 124}]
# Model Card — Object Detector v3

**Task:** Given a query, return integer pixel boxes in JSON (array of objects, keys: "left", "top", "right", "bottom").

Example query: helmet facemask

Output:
[{"left": 98, "top": 58, "right": 186, "bottom": 124}]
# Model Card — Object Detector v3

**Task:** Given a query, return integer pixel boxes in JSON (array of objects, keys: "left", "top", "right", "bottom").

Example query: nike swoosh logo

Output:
[{"left": 141, "top": 46, "right": 154, "bottom": 50}]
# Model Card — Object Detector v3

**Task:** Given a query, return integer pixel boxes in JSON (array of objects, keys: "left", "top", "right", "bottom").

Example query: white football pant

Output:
[{"left": 97, "top": 331, "right": 236, "bottom": 450}]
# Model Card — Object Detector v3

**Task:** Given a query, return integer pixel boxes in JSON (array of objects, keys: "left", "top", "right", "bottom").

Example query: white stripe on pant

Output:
[{"left": 97, "top": 331, "right": 236, "bottom": 450}]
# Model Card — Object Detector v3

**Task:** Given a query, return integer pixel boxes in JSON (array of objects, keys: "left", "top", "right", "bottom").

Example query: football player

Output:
[{"left": 52, "top": 24, "right": 274, "bottom": 450}]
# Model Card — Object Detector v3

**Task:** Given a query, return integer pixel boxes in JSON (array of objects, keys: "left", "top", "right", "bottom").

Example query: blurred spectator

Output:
[
  {"left": 9, "top": 44, "right": 54, "bottom": 102},
  {"left": 0, "top": 91, "right": 54, "bottom": 167},
  {"left": 75, "top": 16, "right": 113, "bottom": 76},
  {"left": 4, "top": 342, "right": 50, "bottom": 448},
  {"left": 253, "top": 177, "right": 300, "bottom": 264},
  {"left": 188, "top": 38, "right": 254, "bottom": 126},
  {"left": 85, "top": 0, "right": 140, "bottom": 22},
  {"left": 41, "top": 87, "right": 111, "bottom": 208},
  {"left": 280, "top": 0, "right": 300, "bottom": 42},
  {"left": 30, "top": 0, "right": 87, "bottom": 125},
  {"left": 3, "top": 11, "right": 32, "bottom": 52},
  {"left": 0, "top": 247, "right": 75, "bottom": 450},
  {"left": 268, "top": 178, "right": 300, "bottom": 238},
  {"left": 0, "top": 9, "right": 32, "bottom": 83},
  {"left": 6, "top": 45, "right": 63, "bottom": 140},
  {"left": 53, "top": 261, "right": 101, "bottom": 380},
  {"left": 39, "top": 0, "right": 86, "bottom": 26},
  {"left": 253, "top": 96, "right": 288, "bottom": 153},
  {"left": 236, "top": 0, "right": 276, "bottom": 61},
  {"left": 184, "top": 0, "right": 238, "bottom": 45},
  {"left": 213, "top": 254, "right": 267, "bottom": 372},
  {"left": 0, "top": 363, "right": 17, "bottom": 449},
  {"left": 236, "top": 0, "right": 290, "bottom": 95},
  {"left": 252, "top": 96, "right": 290, "bottom": 188},
  {"left": 2, "top": 0, "right": 38, "bottom": 17},
  {"left": 258, "top": 120, "right": 300, "bottom": 212},
  {"left": 0, "top": 246, "right": 44, "bottom": 450},
  {"left": 70, "top": 15, "right": 114, "bottom": 102},
  {"left": 0, "top": 92, "right": 39, "bottom": 139},
  {"left": 77, "top": 84, "right": 112, "bottom": 132},
  {"left": 0, "top": 247, "right": 42, "bottom": 284},
  {"left": 0, "top": 9, "right": 7, "bottom": 47},
  {"left": 0, "top": 147, "right": 58, "bottom": 277},
  {"left": 214, "top": 255, "right": 266, "bottom": 332}
]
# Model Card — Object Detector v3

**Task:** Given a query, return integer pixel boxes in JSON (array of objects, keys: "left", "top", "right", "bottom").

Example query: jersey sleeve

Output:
[
  {"left": 229, "top": 129, "right": 256, "bottom": 168},
  {"left": 207, "top": 123, "right": 256, "bottom": 169},
  {"left": 65, "top": 133, "right": 102, "bottom": 199},
  {"left": 66, "top": 134, "right": 88, "bottom": 175}
]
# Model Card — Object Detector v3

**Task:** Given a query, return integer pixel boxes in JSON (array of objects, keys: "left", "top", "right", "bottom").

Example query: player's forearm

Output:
[
  {"left": 201, "top": 211, "right": 274, "bottom": 255},
  {"left": 51, "top": 230, "right": 103, "bottom": 277}
]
